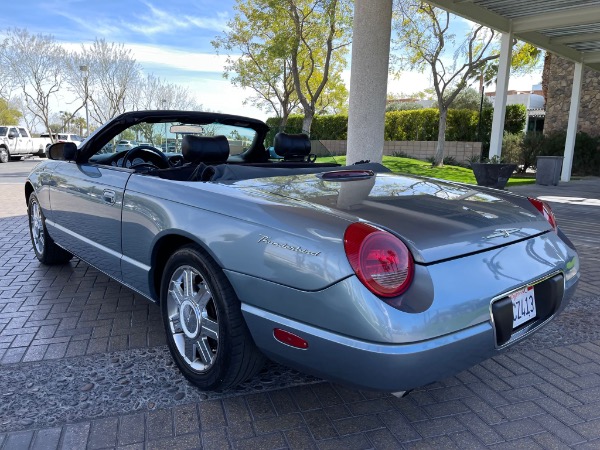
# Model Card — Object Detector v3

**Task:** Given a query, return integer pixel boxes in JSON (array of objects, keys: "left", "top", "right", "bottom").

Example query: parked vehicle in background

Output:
[
  {"left": 115, "top": 140, "right": 137, "bottom": 152},
  {"left": 40, "top": 133, "right": 84, "bottom": 145},
  {"left": 0, "top": 126, "right": 49, "bottom": 162}
]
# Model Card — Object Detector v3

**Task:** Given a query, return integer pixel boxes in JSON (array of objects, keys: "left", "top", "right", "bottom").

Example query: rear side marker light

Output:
[
  {"left": 528, "top": 197, "right": 558, "bottom": 232},
  {"left": 273, "top": 329, "right": 308, "bottom": 349},
  {"left": 344, "top": 222, "right": 414, "bottom": 298}
]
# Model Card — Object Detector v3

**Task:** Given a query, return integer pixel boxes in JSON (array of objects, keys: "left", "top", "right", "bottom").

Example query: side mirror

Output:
[
  {"left": 47, "top": 142, "right": 77, "bottom": 161},
  {"left": 7, "top": 132, "right": 17, "bottom": 139}
]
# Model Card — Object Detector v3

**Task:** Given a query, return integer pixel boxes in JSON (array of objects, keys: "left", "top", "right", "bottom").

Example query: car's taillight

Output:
[
  {"left": 344, "top": 222, "right": 414, "bottom": 298},
  {"left": 528, "top": 197, "right": 557, "bottom": 232}
]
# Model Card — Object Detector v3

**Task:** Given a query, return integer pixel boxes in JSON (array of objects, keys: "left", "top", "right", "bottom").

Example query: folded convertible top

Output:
[{"left": 206, "top": 162, "right": 391, "bottom": 182}]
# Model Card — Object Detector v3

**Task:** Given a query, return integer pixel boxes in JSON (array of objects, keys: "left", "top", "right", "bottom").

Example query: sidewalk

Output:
[{"left": 0, "top": 179, "right": 599, "bottom": 449}]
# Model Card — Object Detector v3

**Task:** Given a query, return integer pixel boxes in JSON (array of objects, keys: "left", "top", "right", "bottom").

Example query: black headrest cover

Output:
[
  {"left": 273, "top": 132, "right": 311, "bottom": 158},
  {"left": 182, "top": 135, "right": 230, "bottom": 164}
]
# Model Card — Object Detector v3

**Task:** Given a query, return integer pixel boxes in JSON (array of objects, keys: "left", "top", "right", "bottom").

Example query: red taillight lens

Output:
[
  {"left": 528, "top": 197, "right": 557, "bottom": 232},
  {"left": 344, "top": 222, "right": 414, "bottom": 298}
]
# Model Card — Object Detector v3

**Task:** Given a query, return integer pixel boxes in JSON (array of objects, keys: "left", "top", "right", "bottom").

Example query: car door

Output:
[
  {"left": 7, "top": 127, "right": 19, "bottom": 154},
  {"left": 47, "top": 160, "right": 132, "bottom": 280},
  {"left": 18, "top": 128, "right": 33, "bottom": 154}
]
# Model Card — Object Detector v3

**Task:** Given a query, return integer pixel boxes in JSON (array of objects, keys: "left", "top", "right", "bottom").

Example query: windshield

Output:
[{"left": 0, "top": 127, "right": 7, "bottom": 136}]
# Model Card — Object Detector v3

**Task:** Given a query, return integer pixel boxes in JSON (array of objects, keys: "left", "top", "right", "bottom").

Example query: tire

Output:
[
  {"left": 0, "top": 147, "right": 9, "bottom": 163},
  {"left": 161, "top": 244, "right": 265, "bottom": 390},
  {"left": 28, "top": 194, "right": 73, "bottom": 265}
]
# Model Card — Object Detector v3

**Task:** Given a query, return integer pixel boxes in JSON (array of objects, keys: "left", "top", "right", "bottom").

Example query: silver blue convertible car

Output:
[{"left": 26, "top": 111, "right": 579, "bottom": 392}]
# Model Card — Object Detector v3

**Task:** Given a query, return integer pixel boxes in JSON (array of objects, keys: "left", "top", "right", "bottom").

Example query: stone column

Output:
[
  {"left": 346, "top": 0, "right": 393, "bottom": 165},
  {"left": 562, "top": 62, "right": 584, "bottom": 182},
  {"left": 489, "top": 32, "right": 513, "bottom": 160}
]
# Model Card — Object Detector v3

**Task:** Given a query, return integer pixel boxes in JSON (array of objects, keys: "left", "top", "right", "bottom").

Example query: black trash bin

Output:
[{"left": 536, "top": 156, "right": 563, "bottom": 186}]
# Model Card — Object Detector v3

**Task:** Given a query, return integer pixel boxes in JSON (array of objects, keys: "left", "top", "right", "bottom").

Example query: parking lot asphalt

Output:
[{"left": 1, "top": 160, "right": 600, "bottom": 449}]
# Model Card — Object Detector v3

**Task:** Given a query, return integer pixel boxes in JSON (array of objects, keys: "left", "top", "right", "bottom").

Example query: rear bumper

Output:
[
  {"left": 242, "top": 273, "right": 578, "bottom": 392},
  {"left": 242, "top": 303, "right": 496, "bottom": 391}
]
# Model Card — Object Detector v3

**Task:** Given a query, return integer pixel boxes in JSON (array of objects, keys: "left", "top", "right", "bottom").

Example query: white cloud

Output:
[
  {"left": 61, "top": 41, "right": 235, "bottom": 74},
  {"left": 127, "top": 2, "right": 229, "bottom": 37}
]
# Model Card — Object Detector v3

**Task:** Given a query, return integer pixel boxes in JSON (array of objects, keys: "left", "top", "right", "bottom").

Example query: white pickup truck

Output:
[{"left": 0, "top": 126, "right": 50, "bottom": 163}]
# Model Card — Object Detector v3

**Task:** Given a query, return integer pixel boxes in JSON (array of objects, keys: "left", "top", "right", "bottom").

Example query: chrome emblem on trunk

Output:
[{"left": 485, "top": 228, "right": 521, "bottom": 239}]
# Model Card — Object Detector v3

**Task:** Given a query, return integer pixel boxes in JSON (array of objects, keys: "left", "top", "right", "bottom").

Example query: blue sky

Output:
[
  {"left": 2, "top": 0, "right": 266, "bottom": 117},
  {"left": 3, "top": 1, "right": 541, "bottom": 120}
]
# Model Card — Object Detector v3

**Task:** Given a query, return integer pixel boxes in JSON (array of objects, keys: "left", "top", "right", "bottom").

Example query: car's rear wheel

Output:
[
  {"left": 28, "top": 194, "right": 73, "bottom": 264},
  {"left": 161, "top": 244, "right": 265, "bottom": 390}
]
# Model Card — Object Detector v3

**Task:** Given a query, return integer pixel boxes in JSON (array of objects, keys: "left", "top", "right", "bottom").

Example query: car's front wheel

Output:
[
  {"left": 161, "top": 244, "right": 265, "bottom": 390},
  {"left": 28, "top": 194, "right": 73, "bottom": 264}
]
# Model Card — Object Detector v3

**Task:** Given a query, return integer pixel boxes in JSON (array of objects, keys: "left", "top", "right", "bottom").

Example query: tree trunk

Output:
[
  {"left": 433, "top": 107, "right": 448, "bottom": 167},
  {"left": 302, "top": 109, "right": 314, "bottom": 137}
]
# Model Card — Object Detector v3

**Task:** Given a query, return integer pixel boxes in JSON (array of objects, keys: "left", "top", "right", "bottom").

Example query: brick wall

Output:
[
  {"left": 315, "top": 140, "right": 481, "bottom": 163},
  {"left": 545, "top": 55, "right": 600, "bottom": 136}
]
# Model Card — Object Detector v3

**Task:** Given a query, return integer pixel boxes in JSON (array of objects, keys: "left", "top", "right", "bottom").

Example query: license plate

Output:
[{"left": 510, "top": 286, "right": 536, "bottom": 329}]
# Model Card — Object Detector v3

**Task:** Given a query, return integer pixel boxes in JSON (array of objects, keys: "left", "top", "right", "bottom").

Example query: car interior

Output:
[{"left": 81, "top": 114, "right": 389, "bottom": 182}]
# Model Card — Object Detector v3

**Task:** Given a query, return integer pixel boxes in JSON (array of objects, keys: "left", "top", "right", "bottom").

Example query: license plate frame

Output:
[{"left": 510, "top": 285, "right": 537, "bottom": 329}]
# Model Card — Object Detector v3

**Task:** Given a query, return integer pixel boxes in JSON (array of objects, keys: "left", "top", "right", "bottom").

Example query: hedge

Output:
[
  {"left": 539, "top": 131, "right": 600, "bottom": 176},
  {"left": 266, "top": 104, "right": 526, "bottom": 146}
]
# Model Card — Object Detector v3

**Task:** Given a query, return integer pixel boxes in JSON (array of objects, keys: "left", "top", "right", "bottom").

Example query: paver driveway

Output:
[{"left": 1, "top": 161, "right": 600, "bottom": 449}]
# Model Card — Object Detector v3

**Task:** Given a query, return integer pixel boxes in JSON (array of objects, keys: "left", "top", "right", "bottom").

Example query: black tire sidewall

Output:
[
  {"left": 160, "top": 245, "right": 237, "bottom": 390},
  {"left": 0, "top": 148, "right": 9, "bottom": 163}
]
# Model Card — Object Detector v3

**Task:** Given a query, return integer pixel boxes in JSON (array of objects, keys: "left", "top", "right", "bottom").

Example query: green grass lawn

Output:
[{"left": 323, "top": 155, "right": 536, "bottom": 187}]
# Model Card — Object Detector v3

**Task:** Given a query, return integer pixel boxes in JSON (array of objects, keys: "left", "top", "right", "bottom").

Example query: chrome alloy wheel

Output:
[
  {"left": 30, "top": 199, "right": 45, "bottom": 255},
  {"left": 166, "top": 265, "right": 219, "bottom": 372}
]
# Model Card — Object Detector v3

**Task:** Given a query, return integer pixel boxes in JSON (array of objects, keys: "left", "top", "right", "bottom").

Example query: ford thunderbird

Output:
[{"left": 25, "top": 110, "right": 579, "bottom": 392}]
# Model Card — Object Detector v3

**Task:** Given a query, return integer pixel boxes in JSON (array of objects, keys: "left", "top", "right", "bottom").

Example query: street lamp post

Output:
[
  {"left": 80, "top": 65, "right": 90, "bottom": 137},
  {"left": 162, "top": 99, "right": 167, "bottom": 150}
]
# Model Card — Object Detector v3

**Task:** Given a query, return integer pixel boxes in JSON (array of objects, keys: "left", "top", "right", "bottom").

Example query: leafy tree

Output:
[
  {"left": 71, "top": 117, "right": 87, "bottom": 136},
  {"left": 392, "top": 1, "right": 541, "bottom": 166},
  {"left": 131, "top": 73, "right": 203, "bottom": 111},
  {"left": 214, "top": 0, "right": 351, "bottom": 135},
  {"left": 86, "top": 39, "right": 140, "bottom": 124},
  {"left": 213, "top": 2, "right": 300, "bottom": 129},
  {"left": 386, "top": 102, "right": 424, "bottom": 112},
  {"left": 0, "top": 98, "right": 22, "bottom": 125},
  {"left": 0, "top": 29, "right": 64, "bottom": 140},
  {"left": 449, "top": 87, "right": 492, "bottom": 111},
  {"left": 286, "top": 0, "right": 352, "bottom": 135}
]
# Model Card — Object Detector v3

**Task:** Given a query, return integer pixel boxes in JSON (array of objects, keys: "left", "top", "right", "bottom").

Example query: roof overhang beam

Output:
[
  {"left": 582, "top": 51, "right": 600, "bottom": 64},
  {"left": 551, "top": 32, "right": 600, "bottom": 45},
  {"left": 512, "top": 6, "right": 600, "bottom": 33}
]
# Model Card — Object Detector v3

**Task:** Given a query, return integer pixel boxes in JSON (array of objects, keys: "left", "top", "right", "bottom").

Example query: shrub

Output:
[
  {"left": 385, "top": 109, "right": 439, "bottom": 141},
  {"left": 540, "top": 131, "right": 600, "bottom": 176},
  {"left": 521, "top": 131, "right": 545, "bottom": 172},
  {"left": 265, "top": 104, "right": 527, "bottom": 146},
  {"left": 501, "top": 132, "right": 524, "bottom": 166},
  {"left": 446, "top": 109, "right": 478, "bottom": 141}
]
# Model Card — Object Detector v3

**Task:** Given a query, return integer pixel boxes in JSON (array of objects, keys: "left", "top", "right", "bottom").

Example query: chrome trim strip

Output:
[
  {"left": 489, "top": 270, "right": 564, "bottom": 350},
  {"left": 46, "top": 220, "right": 121, "bottom": 260},
  {"left": 122, "top": 255, "right": 151, "bottom": 272},
  {"left": 46, "top": 220, "right": 151, "bottom": 273}
]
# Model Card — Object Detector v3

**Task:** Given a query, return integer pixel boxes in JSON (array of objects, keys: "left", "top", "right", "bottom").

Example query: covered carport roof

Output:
[{"left": 427, "top": 0, "right": 600, "bottom": 71}]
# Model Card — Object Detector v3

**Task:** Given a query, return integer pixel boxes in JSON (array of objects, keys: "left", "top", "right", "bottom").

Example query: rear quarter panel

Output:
[{"left": 121, "top": 175, "right": 356, "bottom": 299}]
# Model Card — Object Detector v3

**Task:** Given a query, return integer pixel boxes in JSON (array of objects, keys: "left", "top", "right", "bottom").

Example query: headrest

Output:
[
  {"left": 273, "top": 132, "right": 311, "bottom": 159},
  {"left": 182, "top": 135, "right": 230, "bottom": 164}
]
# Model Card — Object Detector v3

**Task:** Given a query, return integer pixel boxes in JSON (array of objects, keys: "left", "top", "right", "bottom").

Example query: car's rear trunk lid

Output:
[{"left": 238, "top": 172, "right": 551, "bottom": 264}]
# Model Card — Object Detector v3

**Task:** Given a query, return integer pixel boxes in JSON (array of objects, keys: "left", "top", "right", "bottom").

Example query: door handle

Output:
[{"left": 103, "top": 189, "right": 116, "bottom": 204}]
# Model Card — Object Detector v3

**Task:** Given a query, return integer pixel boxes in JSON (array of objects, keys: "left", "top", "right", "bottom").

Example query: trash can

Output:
[{"left": 536, "top": 156, "right": 563, "bottom": 186}]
